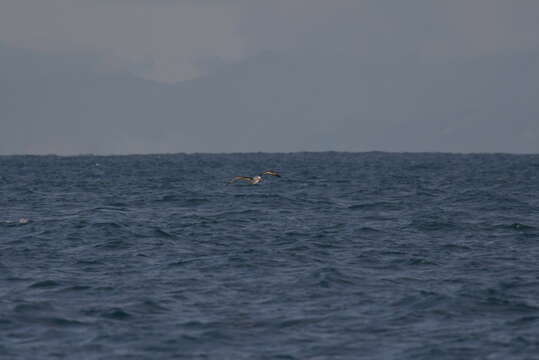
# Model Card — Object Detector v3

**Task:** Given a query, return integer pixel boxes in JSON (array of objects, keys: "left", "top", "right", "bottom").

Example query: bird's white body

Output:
[{"left": 251, "top": 175, "right": 263, "bottom": 184}]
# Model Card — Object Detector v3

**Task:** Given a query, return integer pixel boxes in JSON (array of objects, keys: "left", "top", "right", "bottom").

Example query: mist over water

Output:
[{"left": 1, "top": 152, "right": 538, "bottom": 359}]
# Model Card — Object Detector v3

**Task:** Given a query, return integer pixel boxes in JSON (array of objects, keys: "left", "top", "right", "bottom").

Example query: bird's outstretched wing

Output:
[
  {"left": 229, "top": 176, "right": 254, "bottom": 184},
  {"left": 261, "top": 170, "right": 281, "bottom": 177}
]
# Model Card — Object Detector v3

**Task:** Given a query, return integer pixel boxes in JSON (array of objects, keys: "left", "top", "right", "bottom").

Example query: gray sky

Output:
[{"left": 1, "top": 0, "right": 538, "bottom": 154}]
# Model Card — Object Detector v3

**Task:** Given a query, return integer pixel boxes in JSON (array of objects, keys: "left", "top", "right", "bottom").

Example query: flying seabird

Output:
[{"left": 229, "top": 170, "right": 281, "bottom": 184}]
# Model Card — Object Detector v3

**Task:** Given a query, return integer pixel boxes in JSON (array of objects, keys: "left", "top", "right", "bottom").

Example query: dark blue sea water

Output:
[{"left": 1, "top": 152, "right": 538, "bottom": 359}]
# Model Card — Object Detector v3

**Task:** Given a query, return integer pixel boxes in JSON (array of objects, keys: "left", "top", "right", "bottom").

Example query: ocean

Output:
[{"left": 1, "top": 152, "right": 538, "bottom": 359}]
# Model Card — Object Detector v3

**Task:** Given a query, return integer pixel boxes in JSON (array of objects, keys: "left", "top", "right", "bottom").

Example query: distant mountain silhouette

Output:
[{"left": 1, "top": 42, "right": 537, "bottom": 154}]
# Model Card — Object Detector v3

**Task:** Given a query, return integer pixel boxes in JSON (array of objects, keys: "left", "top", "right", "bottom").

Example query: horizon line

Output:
[{"left": 1, "top": 150, "right": 538, "bottom": 157}]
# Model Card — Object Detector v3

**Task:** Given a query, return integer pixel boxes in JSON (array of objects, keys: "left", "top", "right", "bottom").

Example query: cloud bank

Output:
[{"left": 0, "top": 1, "right": 538, "bottom": 154}]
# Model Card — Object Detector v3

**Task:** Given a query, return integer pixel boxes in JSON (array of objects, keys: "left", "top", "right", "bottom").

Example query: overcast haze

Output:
[{"left": 1, "top": 0, "right": 538, "bottom": 154}]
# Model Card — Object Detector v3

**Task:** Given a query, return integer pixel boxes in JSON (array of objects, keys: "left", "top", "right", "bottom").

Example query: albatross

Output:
[{"left": 229, "top": 170, "right": 281, "bottom": 184}]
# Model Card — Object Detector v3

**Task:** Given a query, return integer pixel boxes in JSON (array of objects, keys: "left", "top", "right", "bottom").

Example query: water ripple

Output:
[{"left": 1, "top": 152, "right": 538, "bottom": 359}]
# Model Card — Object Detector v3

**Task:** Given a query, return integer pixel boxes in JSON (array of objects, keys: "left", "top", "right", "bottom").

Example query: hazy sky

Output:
[{"left": 1, "top": 1, "right": 538, "bottom": 154}]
